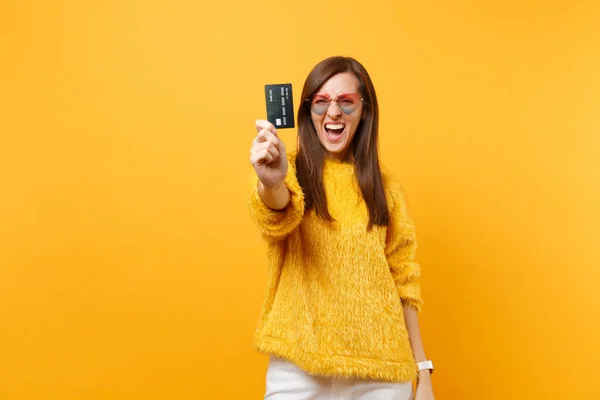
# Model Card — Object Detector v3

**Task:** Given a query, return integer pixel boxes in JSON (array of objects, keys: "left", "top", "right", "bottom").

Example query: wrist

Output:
[
  {"left": 260, "top": 179, "right": 286, "bottom": 191},
  {"left": 418, "top": 369, "right": 432, "bottom": 380},
  {"left": 417, "top": 371, "right": 432, "bottom": 388},
  {"left": 258, "top": 179, "right": 290, "bottom": 210}
]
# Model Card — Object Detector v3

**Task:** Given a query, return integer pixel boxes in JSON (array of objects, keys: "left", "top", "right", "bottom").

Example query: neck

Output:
[{"left": 326, "top": 150, "right": 354, "bottom": 163}]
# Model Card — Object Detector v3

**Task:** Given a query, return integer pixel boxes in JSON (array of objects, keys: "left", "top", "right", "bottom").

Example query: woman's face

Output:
[{"left": 309, "top": 72, "right": 363, "bottom": 161}]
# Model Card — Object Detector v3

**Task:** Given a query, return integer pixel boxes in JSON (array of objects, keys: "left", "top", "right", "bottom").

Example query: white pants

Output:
[{"left": 264, "top": 357, "right": 413, "bottom": 400}]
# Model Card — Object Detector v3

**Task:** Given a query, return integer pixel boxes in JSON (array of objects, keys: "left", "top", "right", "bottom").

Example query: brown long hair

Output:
[{"left": 295, "top": 56, "right": 389, "bottom": 228}]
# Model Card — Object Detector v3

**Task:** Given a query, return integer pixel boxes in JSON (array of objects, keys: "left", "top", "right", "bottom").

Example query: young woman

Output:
[{"left": 248, "top": 56, "right": 435, "bottom": 400}]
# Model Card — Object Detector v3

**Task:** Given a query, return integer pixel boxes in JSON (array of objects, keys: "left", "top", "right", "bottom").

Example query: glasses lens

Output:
[
  {"left": 337, "top": 95, "right": 360, "bottom": 114},
  {"left": 310, "top": 95, "right": 330, "bottom": 115}
]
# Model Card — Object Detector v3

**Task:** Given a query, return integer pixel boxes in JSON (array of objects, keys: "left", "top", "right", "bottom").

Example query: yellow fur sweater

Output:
[{"left": 247, "top": 153, "right": 423, "bottom": 383}]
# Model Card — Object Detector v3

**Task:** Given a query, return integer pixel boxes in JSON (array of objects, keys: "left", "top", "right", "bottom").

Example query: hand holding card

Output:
[
  {"left": 248, "top": 84, "right": 294, "bottom": 209},
  {"left": 250, "top": 119, "right": 288, "bottom": 190}
]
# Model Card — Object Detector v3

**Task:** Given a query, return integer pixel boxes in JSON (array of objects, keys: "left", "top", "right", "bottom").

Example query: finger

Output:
[
  {"left": 265, "top": 142, "right": 280, "bottom": 161},
  {"left": 250, "top": 148, "right": 274, "bottom": 166},
  {"left": 276, "top": 135, "right": 286, "bottom": 152},
  {"left": 250, "top": 149, "right": 269, "bottom": 165},
  {"left": 255, "top": 119, "right": 278, "bottom": 136},
  {"left": 253, "top": 138, "right": 280, "bottom": 159},
  {"left": 262, "top": 129, "right": 280, "bottom": 147},
  {"left": 252, "top": 128, "right": 280, "bottom": 147},
  {"left": 252, "top": 140, "right": 280, "bottom": 161},
  {"left": 252, "top": 130, "right": 267, "bottom": 146}
]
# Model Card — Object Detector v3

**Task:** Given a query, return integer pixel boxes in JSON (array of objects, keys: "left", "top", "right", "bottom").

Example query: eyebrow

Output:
[{"left": 314, "top": 92, "right": 359, "bottom": 98}]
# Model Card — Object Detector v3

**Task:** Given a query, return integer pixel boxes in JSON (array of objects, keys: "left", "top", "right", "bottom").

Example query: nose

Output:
[{"left": 327, "top": 101, "right": 342, "bottom": 118}]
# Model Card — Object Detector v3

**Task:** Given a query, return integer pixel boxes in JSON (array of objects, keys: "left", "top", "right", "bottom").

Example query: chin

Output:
[
  {"left": 323, "top": 144, "right": 352, "bottom": 160},
  {"left": 319, "top": 140, "right": 347, "bottom": 156}
]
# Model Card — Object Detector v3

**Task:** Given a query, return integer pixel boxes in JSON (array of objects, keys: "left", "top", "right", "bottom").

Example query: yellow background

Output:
[{"left": 1, "top": 0, "right": 599, "bottom": 399}]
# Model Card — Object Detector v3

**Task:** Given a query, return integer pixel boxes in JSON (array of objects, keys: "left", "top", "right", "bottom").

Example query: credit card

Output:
[{"left": 265, "top": 83, "right": 295, "bottom": 129}]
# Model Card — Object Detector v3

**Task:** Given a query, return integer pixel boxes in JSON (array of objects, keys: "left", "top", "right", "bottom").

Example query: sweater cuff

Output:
[
  {"left": 247, "top": 171, "right": 305, "bottom": 240},
  {"left": 400, "top": 294, "right": 424, "bottom": 313}
]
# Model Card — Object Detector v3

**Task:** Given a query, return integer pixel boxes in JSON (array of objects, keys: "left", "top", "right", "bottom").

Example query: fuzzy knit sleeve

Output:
[
  {"left": 247, "top": 153, "right": 305, "bottom": 242},
  {"left": 385, "top": 177, "right": 424, "bottom": 312}
]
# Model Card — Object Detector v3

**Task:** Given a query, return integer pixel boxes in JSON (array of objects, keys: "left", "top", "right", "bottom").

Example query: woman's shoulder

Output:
[
  {"left": 380, "top": 166, "right": 409, "bottom": 210},
  {"left": 381, "top": 166, "right": 404, "bottom": 193}
]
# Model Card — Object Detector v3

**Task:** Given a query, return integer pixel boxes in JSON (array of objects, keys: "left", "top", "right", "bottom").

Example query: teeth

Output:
[{"left": 325, "top": 124, "right": 345, "bottom": 130}]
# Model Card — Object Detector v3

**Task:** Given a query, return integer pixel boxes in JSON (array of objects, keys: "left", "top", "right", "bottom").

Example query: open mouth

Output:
[{"left": 325, "top": 123, "right": 346, "bottom": 141}]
